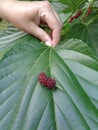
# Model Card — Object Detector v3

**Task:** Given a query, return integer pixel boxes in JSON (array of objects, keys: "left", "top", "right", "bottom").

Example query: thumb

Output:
[{"left": 29, "top": 23, "right": 52, "bottom": 46}]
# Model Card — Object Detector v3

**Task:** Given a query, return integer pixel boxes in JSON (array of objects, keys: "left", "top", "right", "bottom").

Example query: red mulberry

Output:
[
  {"left": 74, "top": 10, "right": 82, "bottom": 19},
  {"left": 86, "top": 6, "right": 92, "bottom": 16},
  {"left": 46, "top": 78, "right": 56, "bottom": 89},
  {"left": 38, "top": 72, "right": 48, "bottom": 86},
  {"left": 38, "top": 72, "right": 56, "bottom": 89},
  {"left": 68, "top": 10, "right": 82, "bottom": 23},
  {"left": 68, "top": 17, "right": 74, "bottom": 23}
]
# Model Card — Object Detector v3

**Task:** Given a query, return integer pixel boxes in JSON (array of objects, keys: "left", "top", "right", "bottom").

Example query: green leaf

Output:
[
  {"left": 66, "top": 20, "right": 98, "bottom": 56},
  {"left": 57, "top": 39, "right": 98, "bottom": 70},
  {"left": 0, "top": 35, "right": 98, "bottom": 130},
  {"left": 0, "top": 25, "right": 27, "bottom": 59},
  {"left": 0, "top": 25, "right": 27, "bottom": 51},
  {"left": 56, "top": 0, "right": 86, "bottom": 11}
]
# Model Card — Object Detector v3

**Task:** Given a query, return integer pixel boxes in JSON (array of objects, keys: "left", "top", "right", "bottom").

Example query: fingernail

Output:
[{"left": 45, "top": 41, "right": 51, "bottom": 46}]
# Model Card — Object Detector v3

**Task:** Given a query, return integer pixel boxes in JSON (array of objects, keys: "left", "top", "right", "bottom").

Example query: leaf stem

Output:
[{"left": 49, "top": 48, "right": 52, "bottom": 76}]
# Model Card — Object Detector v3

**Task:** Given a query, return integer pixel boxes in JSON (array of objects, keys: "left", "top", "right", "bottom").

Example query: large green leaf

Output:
[{"left": 0, "top": 35, "right": 98, "bottom": 130}]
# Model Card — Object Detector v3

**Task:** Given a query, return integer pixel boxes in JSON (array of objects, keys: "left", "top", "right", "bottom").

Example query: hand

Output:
[{"left": 0, "top": 0, "right": 62, "bottom": 47}]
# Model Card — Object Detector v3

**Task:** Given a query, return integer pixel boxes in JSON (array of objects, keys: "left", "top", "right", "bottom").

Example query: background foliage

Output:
[{"left": 0, "top": 0, "right": 98, "bottom": 130}]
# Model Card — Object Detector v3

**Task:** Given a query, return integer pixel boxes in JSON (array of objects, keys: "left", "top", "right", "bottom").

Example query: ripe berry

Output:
[
  {"left": 68, "top": 17, "right": 74, "bottom": 23},
  {"left": 82, "top": 7, "right": 92, "bottom": 22},
  {"left": 46, "top": 78, "right": 56, "bottom": 89},
  {"left": 74, "top": 10, "right": 82, "bottom": 19},
  {"left": 38, "top": 72, "right": 48, "bottom": 86},
  {"left": 86, "top": 6, "right": 92, "bottom": 16},
  {"left": 68, "top": 10, "right": 82, "bottom": 23},
  {"left": 38, "top": 72, "right": 56, "bottom": 90}
]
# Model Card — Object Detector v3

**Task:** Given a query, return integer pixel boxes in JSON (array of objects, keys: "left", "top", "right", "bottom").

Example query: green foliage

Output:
[
  {"left": 55, "top": 0, "right": 98, "bottom": 56},
  {"left": 56, "top": 0, "right": 87, "bottom": 11},
  {"left": 0, "top": 0, "right": 98, "bottom": 130},
  {"left": 0, "top": 35, "right": 98, "bottom": 130}
]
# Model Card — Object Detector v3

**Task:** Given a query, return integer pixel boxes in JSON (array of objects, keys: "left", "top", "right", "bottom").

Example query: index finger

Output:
[
  {"left": 47, "top": 11, "right": 62, "bottom": 47},
  {"left": 40, "top": 5, "right": 62, "bottom": 47}
]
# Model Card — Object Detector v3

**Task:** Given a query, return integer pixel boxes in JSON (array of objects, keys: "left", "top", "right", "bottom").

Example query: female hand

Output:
[{"left": 0, "top": 0, "right": 62, "bottom": 47}]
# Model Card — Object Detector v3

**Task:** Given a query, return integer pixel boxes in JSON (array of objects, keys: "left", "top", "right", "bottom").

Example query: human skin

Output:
[{"left": 0, "top": 0, "right": 62, "bottom": 47}]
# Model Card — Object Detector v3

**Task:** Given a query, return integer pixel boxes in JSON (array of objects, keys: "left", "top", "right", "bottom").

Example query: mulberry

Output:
[
  {"left": 38, "top": 72, "right": 48, "bottom": 86},
  {"left": 46, "top": 78, "right": 56, "bottom": 89},
  {"left": 68, "top": 10, "right": 82, "bottom": 23},
  {"left": 68, "top": 17, "right": 74, "bottom": 23},
  {"left": 86, "top": 6, "right": 92, "bottom": 16},
  {"left": 38, "top": 72, "right": 56, "bottom": 89},
  {"left": 74, "top": 10, "right": 82, "bottom": 19}
]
